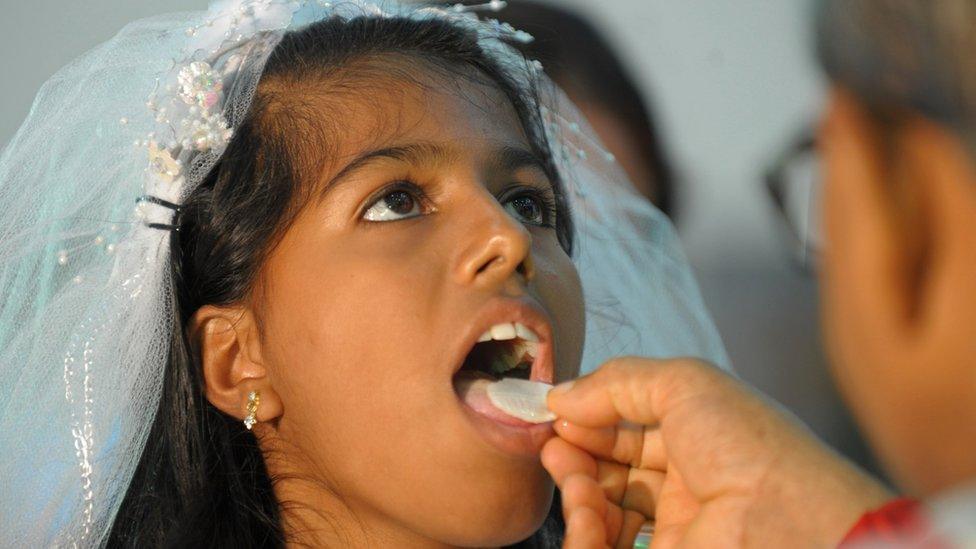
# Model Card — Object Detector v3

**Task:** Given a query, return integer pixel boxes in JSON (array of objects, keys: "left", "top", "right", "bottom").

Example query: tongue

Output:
[{"left": 453, "top": 372, "right": 555, "bottom": 426}]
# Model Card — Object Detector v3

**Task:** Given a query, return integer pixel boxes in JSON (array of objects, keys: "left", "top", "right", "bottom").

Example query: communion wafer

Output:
[{"left": 486, "top": 378, "right": 557, "bottom": 423}]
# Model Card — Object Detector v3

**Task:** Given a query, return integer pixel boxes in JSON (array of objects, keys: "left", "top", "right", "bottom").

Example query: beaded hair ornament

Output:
[{"left": 134, "top": 0, "right": 536, "bottom": 235}]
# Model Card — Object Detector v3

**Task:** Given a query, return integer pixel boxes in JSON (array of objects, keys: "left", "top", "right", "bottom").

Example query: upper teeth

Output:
[{"left": 478, "top": 322, "right": 540, "bottom": 343}]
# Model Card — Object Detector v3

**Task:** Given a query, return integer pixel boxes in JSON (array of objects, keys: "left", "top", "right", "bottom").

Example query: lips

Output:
[{"left": 448, "top": 298, "right": 557, "bottom": 456}]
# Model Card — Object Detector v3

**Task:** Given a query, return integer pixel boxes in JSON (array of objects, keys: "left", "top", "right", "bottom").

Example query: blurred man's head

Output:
[
  {"left": 483, "top": 1, "right": 675, "bottom": 215},
  {"left": 817, "top": 0, "right": 976, "bottom": 496}
]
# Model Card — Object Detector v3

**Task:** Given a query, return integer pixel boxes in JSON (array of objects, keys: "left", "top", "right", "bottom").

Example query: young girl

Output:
[{"left": 0, "top": 1, "right": 727, "bottom": 546}]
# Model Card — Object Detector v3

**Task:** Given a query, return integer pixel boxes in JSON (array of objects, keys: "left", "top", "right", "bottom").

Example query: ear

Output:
[
  {"left": 893, "top": 112, "right": 976, "bottom": 337},
  {"left": 189, "top": 304, "right": 284, "bottom": 430},
  {"left": 822, "top": 86, "right": 976, "bottom": 347},
  {"left": 820, "top": 88, "right": 913, "bottom": 340}
]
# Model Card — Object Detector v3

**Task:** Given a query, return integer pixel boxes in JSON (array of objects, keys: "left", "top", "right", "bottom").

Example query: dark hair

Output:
[
  {"left": 817, "top": 0, "right": 976, "bottom": 158},
  {"left": 457, "top": 0, "right": 675, "bottom": 214},
  {"left": 107, "top": 14, "right": 570, "bottom": 548}
]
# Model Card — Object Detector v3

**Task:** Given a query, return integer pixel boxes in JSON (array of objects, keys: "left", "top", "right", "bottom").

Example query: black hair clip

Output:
[{"left": 136, "top": 195, "right": 182, "bottom": 232}]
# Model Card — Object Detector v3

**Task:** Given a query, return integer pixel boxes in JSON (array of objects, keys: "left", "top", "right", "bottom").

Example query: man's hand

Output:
[{"left": 542, "top": 357, "right": 892, "bottom": 548}]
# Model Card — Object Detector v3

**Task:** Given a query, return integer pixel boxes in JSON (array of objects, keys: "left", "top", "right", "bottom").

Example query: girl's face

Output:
[{"left": 253, "top": 61, "right": 584, "bottom": 545}]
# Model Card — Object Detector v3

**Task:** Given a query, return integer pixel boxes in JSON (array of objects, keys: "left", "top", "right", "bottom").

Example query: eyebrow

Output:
[
  {"left": 317, "top": 141, "right": 548, "bottom": 201},
  {"left": 493, "top": 145, "right": 549, "bottom": 175}
]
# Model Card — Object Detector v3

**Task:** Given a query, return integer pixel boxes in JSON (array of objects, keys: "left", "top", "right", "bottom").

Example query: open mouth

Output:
[
  {"left": 451, "top": 314, "right": 556, "bottom": 431},
  {"left": 456, "top": 322, "right": 540, "bottom": 382}
]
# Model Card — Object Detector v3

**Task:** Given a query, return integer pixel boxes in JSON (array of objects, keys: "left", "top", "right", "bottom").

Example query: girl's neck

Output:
[
  {"left": 263, "top": 440, "right": 459, "bottom": 548},
  {"left": 275, "top": 478, "right": 458, "bottom": 548}
]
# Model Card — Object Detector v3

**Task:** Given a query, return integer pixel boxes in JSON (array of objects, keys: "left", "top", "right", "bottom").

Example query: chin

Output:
[{"left": 441, "top": 471, "right": 555, "bottom": 547}]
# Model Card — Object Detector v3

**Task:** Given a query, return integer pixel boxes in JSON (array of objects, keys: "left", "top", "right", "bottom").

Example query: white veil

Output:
[
  {"left": 544, "top": 89, "right": 729, "bottom": 374},
  {"left": 0, "top": 1, "right": 727, "bottom": 545}
]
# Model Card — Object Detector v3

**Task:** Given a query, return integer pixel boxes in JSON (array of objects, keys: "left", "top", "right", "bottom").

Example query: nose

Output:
[{"left": 454, "top": 191, "right": 535, "bottom": 289}]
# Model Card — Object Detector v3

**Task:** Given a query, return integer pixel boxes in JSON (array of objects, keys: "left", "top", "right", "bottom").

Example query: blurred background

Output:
[{"left": 0, "top": 0, "right": 879, "bottom": 474}]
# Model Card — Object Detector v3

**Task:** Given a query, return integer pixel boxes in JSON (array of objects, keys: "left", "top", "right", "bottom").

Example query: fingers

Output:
[
  {"left": 593, "top": 460, "right": 664, "bottom": 517},
  {"left": 561, "top": 473, "right": 608, "bottom": 519},
  {"left": 542, "top": 437, "right": 663, "bottom": 518},
  {"left": 619, "top": 468, "right": 664, "bottom": 517},
  {"left": 596, "top": 459, "right": 630, "bottom": 503},
  {"left": 562, "top": 474, "right": 621, "bottom": 546},
  {"left": 564, "top": 505, "right": 608, "bottom": 549},
  {"left": 554, "top": 420, "right": 668, "bottom": 471},
  {"left": 561, "top": 473, "right": 654, "bottom": 549},
  {"left": 551, "top": 422, "right": 621, "bottom": 460},
  {"left": 548, "top": 357, "right": 722, "bottom": 429},
  {"left": 542, "top": 437, "right": 621, "bottom": 509},
  {"left": 542, "top": 436, "right": 598, "bottom": 485},
  {"left": 615, "top": 512, "right": 648, "bottom": 549}
]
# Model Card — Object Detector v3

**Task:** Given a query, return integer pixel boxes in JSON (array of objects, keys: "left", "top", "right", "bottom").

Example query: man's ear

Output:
[
  {"left": 189, "top": 304, "right": 283, "bottom": 429},
  {"left": 821, "top": 88, "right": 914, "bottom": 340},
  {"left": 823, "top": 86, "right": 976, "bottom": 343},
  {"left": 893, "top": 113, "right": 976, "bottom": 335}
]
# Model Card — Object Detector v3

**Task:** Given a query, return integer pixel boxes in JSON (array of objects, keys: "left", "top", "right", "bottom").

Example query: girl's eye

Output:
[
  {"left": 504, "top": 194, "right": 547, "bottom": 225},
  {"left": 363, "top": 189, "right": 422, "bottom": 222}
]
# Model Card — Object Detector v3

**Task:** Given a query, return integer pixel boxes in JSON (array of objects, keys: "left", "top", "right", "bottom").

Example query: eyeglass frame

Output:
[{"left": 763, "top": 126, "right": 822, "bottom": 273}]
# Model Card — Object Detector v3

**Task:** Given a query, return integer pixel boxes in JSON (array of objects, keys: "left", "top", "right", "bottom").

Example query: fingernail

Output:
[{"left": 549, "top": 379, "right": 575, "bottom": 397}]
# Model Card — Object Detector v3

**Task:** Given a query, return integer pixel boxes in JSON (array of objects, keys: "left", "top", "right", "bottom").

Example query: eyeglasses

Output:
[{"left": 764, "top": 127, "right": 823, "bottom": 273}]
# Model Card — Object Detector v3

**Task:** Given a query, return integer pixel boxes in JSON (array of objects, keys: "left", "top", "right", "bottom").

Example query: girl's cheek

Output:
[{"left": 533, "top": 238, "right": 584, "bottom": 380}]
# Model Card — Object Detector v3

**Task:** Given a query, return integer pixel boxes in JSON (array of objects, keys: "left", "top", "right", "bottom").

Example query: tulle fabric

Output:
[
  {"left": 0, "top": 12, "right": 200, "bottom": 547},
  {"left": 546, "top": 89, "right": 729, "bottom": 373},
  {"left": 0, "top": 1, "right": 727, "bottom": 546}
]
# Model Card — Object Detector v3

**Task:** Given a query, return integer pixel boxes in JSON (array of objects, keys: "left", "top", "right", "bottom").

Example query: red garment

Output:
[{"left": 840, "top": 498, "right": 951, "bottom": 548}]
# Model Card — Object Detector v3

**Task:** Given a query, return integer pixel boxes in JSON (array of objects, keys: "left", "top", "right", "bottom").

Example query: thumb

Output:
[{"left": 547, "top": 357, "right": 719, "bottom": 428}]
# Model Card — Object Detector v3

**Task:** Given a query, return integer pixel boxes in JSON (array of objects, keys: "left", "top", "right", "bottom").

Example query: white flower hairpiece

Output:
[
  {"left": 177, "top": 61, "right": 224, "bottom": 110},
  {"left": 138, "top": 0, "right": 530, "bottom": 205}
]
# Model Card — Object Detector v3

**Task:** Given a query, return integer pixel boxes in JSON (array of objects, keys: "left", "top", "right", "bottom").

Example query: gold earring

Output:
[{"left": 244, "top": 390, "right": 260, "bottom": 430}]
